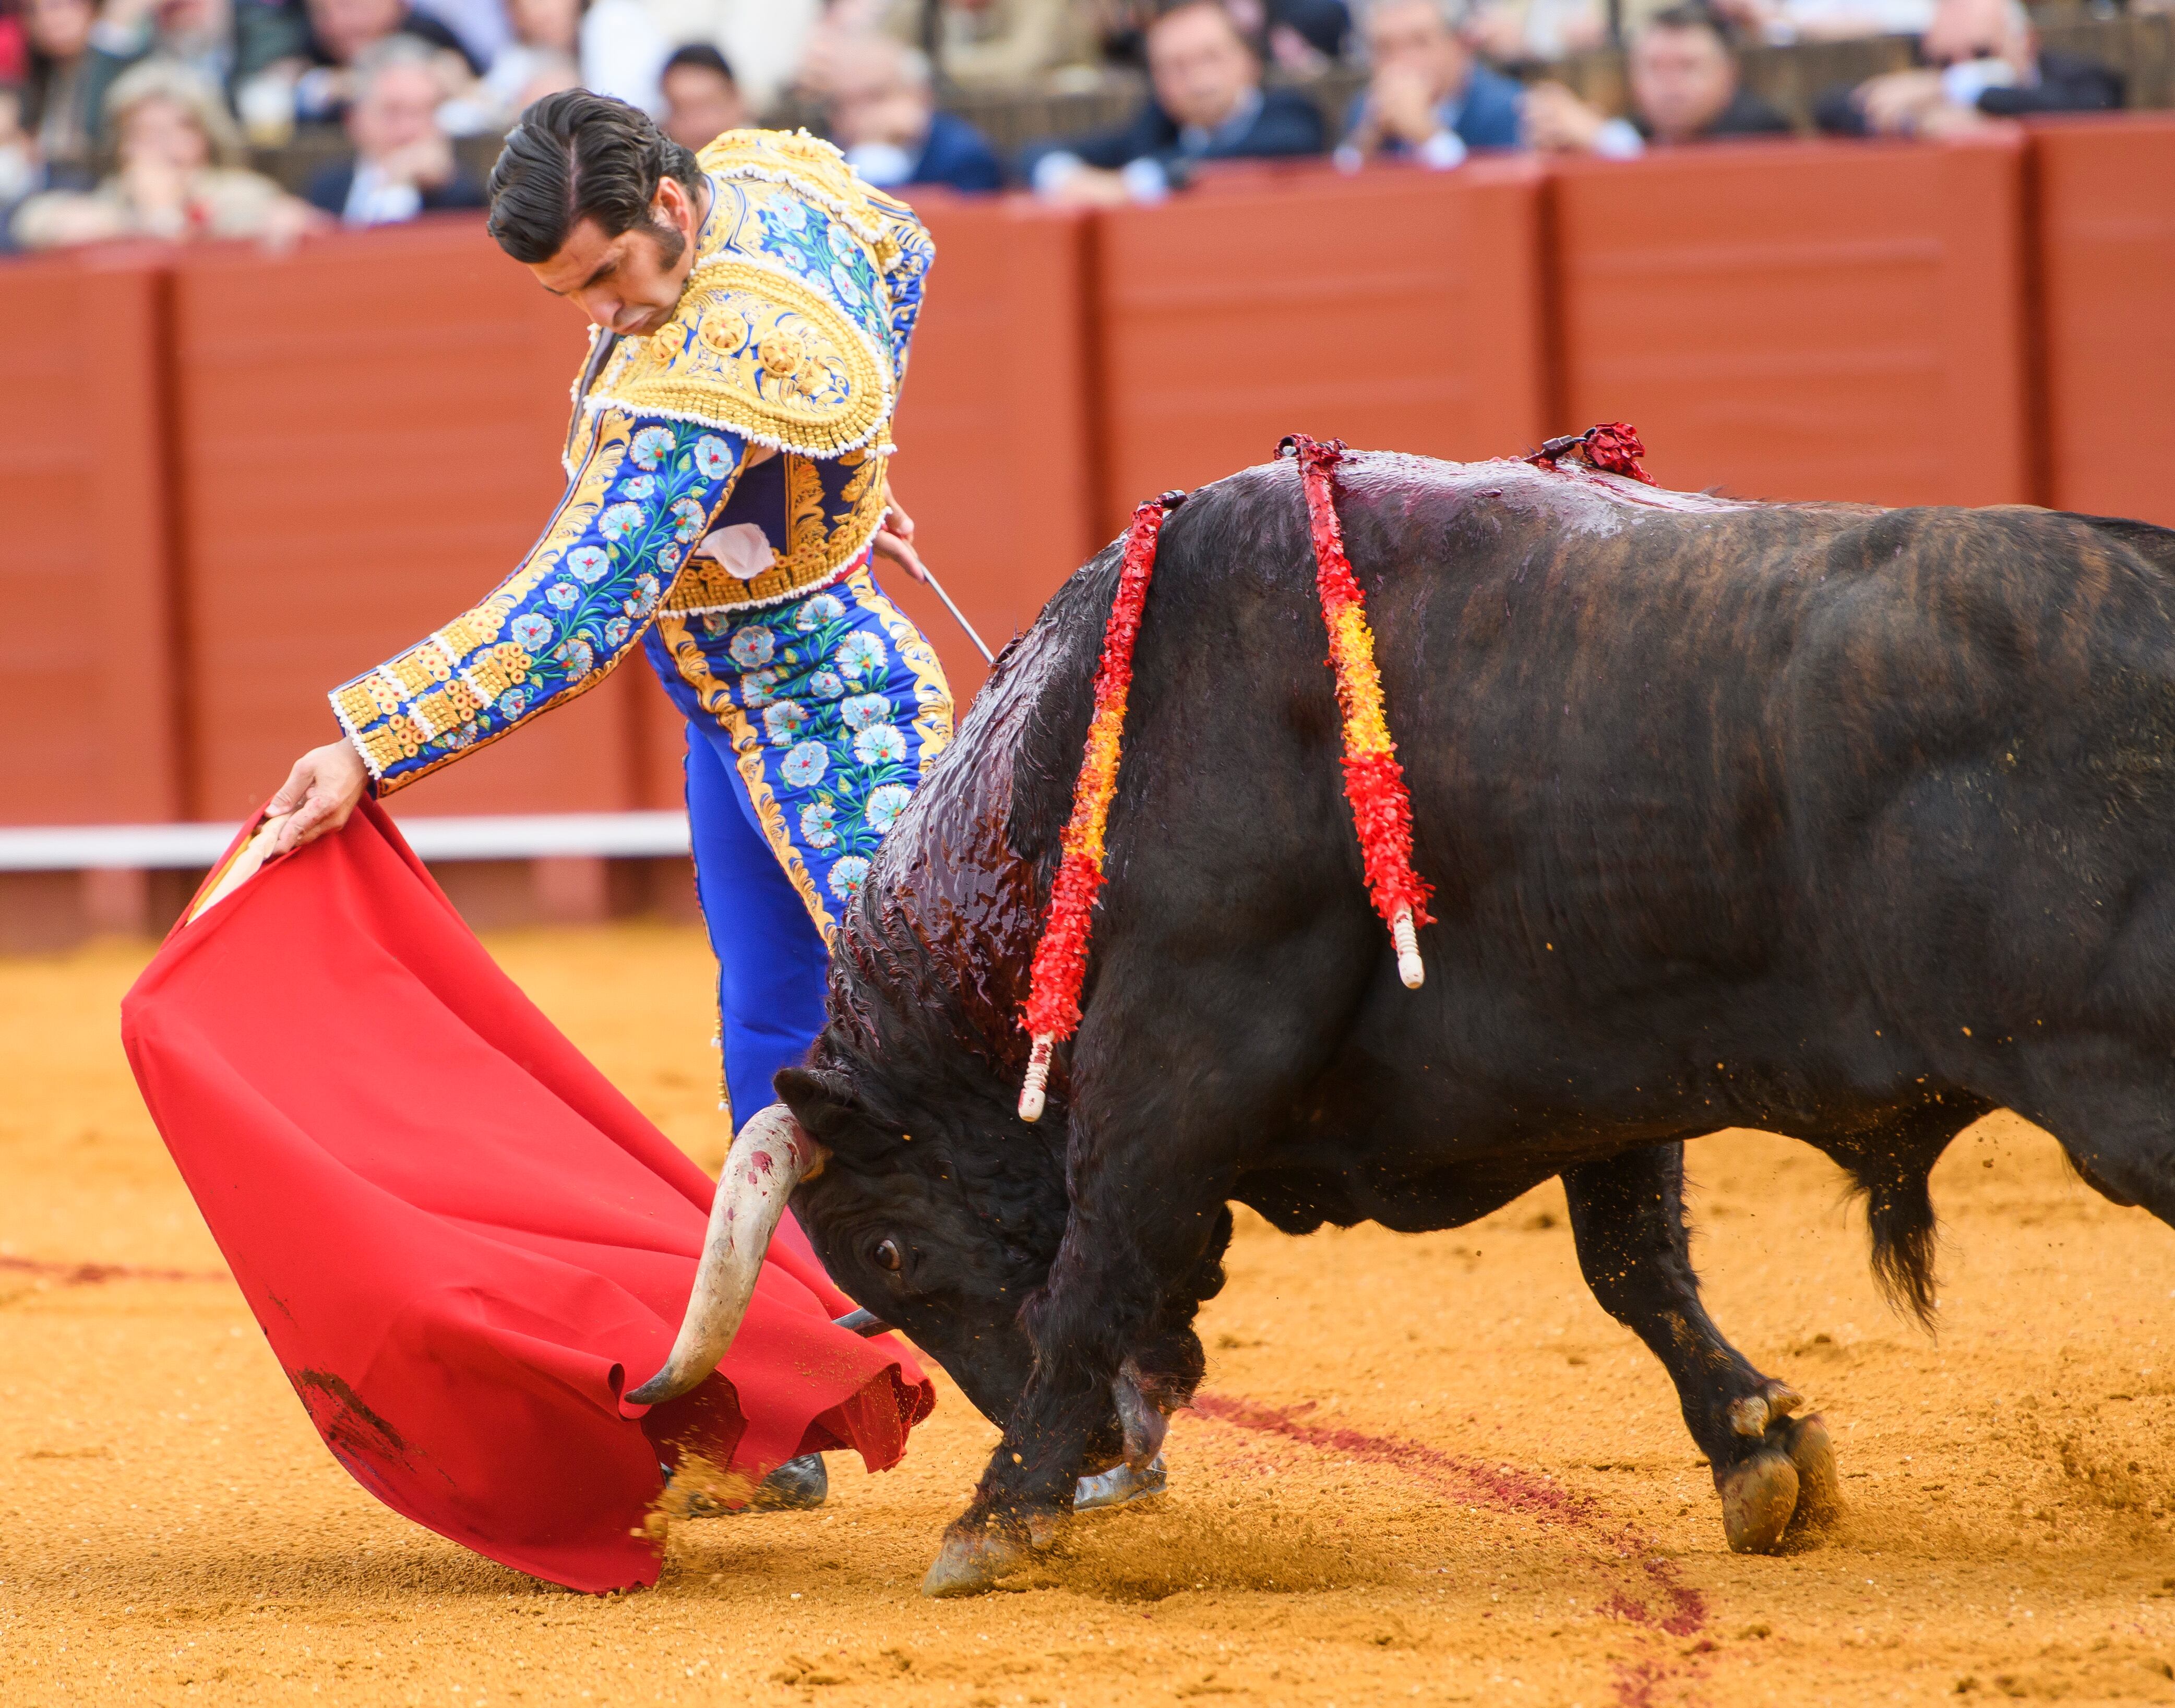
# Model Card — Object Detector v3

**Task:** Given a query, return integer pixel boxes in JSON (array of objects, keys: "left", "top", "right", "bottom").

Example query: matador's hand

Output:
[
  {"left": 266, "top": 740, "right": 370, "bottom": 856},
  {"left": 871, "top": 491, "right": 930, "bottom": 584}
]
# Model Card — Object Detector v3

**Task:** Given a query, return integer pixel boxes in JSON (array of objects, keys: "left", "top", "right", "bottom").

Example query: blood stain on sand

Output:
[{"left": 1194, "top": 1392, "right": 1711, "bottom": 1706}]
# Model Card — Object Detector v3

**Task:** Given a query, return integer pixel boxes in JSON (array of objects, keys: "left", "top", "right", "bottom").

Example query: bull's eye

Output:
[{"left": 874, "top": 1238, "right": 903, "bottom": 1272}]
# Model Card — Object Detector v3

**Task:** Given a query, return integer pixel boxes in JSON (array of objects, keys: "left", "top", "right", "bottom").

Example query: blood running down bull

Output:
[{"left": 631, "top": 428, "right": 2175, "bottom": 1596}]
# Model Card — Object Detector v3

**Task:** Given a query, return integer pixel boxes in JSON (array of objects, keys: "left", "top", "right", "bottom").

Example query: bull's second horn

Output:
[
  {"left": 1019, "top": 1033, "right": 1054, "bottom": 1123},
  {"left": 625, "top": 1104, "right": 828, "bottom": 1406},
  {"left": 1393, "top": 907, "right": 1424, "bottom": 990}
]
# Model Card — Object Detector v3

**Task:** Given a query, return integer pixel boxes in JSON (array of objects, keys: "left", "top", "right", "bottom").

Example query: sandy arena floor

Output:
[{"left": 6, "top": 924, "right": 2175, "bottom": 1707}]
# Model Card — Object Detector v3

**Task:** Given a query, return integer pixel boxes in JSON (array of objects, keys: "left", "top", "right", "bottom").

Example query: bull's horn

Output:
[{"left": 626, "top": 1103, "right": 829, "bottom": 1406}]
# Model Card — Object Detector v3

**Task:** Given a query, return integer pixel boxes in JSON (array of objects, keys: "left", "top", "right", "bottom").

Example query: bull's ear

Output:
[{"left": 774, "top": 1066, "right": 864, "bottom": 1145}]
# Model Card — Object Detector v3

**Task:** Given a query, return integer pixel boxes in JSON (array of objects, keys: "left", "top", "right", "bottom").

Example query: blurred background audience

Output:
[
  {"left": 1526, "top": 3, "right": 1789, "bottom": 152},
  {"left": 12, "top": 55, "right": 314, "bottom": 244},
  {"left": 1339, "top": 0, "right": 1522, "bottom": 167},
  {"left": 1022, "top": 0, "right": 1324, "bottom": 205},
  {"left": 1816, "top": 0, "right": 2121, "bottom": 133},
  {"left": 824, "top": 29, "right": 1002, "bottom": 188},
  {"left": 0, "top": 0, "right": 2158, "bottom": 254},
  {"left": 306, "top": 32, "right": 482, "bottom": 220},
  {"left": 21, "top": 0, "right": 99, "bottom": 181},
  {"left": 656, "top": 40, "right": 741, "bottom": 147}
]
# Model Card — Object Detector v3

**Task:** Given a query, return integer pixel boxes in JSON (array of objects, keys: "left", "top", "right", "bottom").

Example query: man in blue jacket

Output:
[
  {"left": 1338, "top": 0, "right": 1524, "bottom": 169},
  {"left": 1025, "top": 0, "right": 1324, "bottom": 206},
  {"left": 826, "top": 32, "right": 1004, "bottom": 194}
]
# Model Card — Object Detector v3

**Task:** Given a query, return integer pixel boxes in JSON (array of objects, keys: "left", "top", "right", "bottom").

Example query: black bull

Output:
[{"left": 771, "top": 450, "right": 2175, "bottom": 1594}]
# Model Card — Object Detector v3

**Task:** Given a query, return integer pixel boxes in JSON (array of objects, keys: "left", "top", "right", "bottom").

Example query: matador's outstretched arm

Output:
[{"left": 331, "top": 410, "right": 747, "bottom": 795}]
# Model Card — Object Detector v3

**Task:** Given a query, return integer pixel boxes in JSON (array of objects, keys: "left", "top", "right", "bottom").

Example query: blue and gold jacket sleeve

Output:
[
  {"left": 866, "top": 188, "right": 935, "bottom": 393},
  {"left": 330, "top": 410, "right": 745, "bottom": 792}
]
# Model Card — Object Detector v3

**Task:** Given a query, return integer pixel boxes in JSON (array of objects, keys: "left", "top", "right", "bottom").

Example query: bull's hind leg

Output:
[{"left": 1562, "top": 1145, "right": 1841, "bottom": 1553}]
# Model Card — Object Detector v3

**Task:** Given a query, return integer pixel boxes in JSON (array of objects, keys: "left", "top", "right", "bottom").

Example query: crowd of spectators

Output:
[{"left": 0, "top": 0, "right": 2144, "bottom": 249}]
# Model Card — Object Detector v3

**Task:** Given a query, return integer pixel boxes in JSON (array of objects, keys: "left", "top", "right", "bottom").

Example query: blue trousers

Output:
[{"left": 684, "top": 720, "right": 831, "bottom": 1127}]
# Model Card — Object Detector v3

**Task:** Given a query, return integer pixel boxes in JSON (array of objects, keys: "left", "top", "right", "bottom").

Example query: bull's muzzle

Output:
[{"left": 625, "top": 1103, "right": 831, "bottom": 1407}]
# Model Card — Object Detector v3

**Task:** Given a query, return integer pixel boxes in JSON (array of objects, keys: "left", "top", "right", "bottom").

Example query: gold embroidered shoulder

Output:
[{"left": 579, "top": 131, "right": 910, "bottom": 460}]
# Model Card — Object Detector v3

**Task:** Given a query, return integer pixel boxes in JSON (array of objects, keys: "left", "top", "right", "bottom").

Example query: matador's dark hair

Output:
[{"left": 486, "top": 89, "right": 702, "bottom": 265}]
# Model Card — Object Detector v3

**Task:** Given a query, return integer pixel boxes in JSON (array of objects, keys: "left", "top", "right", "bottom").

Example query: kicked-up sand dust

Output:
[{"left": 5, "top": 924, "right": 2175, "bottom": 1706}]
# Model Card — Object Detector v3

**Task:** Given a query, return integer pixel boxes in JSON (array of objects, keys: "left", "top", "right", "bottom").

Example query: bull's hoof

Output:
[
  {"left": 1778, "top": 1413, "right": 1843, "bottom": 1532},
  {"left": 1074, "top": 1452, "right": 1168, "bottom": 1513},
  {"left": 1720, "top": 1449, "right": 1800, "bottom": 1554},
  {"left": 922, "top": 1523, "right": 1033, "bottom": 1598}
]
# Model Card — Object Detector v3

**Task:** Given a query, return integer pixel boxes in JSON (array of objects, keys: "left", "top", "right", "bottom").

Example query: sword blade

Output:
[{"left": 918, "top": 562, "right": 996, "bottom": 666}]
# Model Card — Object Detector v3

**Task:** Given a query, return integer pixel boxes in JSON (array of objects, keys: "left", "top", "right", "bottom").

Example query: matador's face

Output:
[{"left": 528, "top": 174, "right": 706, "bottom": 339}]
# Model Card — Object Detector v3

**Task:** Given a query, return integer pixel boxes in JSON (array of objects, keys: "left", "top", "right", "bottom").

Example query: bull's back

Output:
[{"left": 1157, "top": 454, "right": 2175, "bottom": 1081}]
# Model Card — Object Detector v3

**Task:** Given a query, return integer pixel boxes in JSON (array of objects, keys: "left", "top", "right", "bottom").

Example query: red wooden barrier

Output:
[
  {"left": 2031, "top": 114, "right": 2175, "bottom": 527},
  {"left": 0, "top": 251, "right": 180, "bottom": 825},
  {"left": 1091, "top": 160, "right": 1548, "bottom": 536},
  {"left": 1552, "top": 134, "right": 2031, "bottom": 507},
  {"left": 166, "top": 217, "right": 641, "bottom": 822}
]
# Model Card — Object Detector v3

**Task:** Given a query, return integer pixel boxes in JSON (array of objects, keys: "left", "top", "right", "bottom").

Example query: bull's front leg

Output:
[{"left": 922, "top": 1170, "right": 1224, "bottom": 1596}]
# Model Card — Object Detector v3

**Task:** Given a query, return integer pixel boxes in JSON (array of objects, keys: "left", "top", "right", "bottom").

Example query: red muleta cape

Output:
[{"left": 121, "top": 800, "right": 933, "bottom": 1592}]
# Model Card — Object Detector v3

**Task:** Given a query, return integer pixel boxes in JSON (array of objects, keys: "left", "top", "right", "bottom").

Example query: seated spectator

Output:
[
  {"left": 12, "top": 56, "right": 318, "bottom": 246},
  {"left": 1024, "top": 0, "right": 1324, "bottom": 206},
  {"left": 645, "top": 0, "right": 816, "bottom": 114},
  {"left": 0, "top": 82, "right": 35, "bottom": 244},
  {"left": 1227, "top": 0, "right": 1352, "bottom": 74},
  {"left": 437, "top": 0, "right": 588, "bottom": 134},
  {"left": 305, "top": 36, "right": 483, "bottom": 223},
  {"left": 1524, "top": 4, "right": 1790, "bottom": 154},
  {"left": 287, "top": 0, "right": 478, "bottom": 125},
  {"left": 22, "top": 0, "right": 99, "bottom": 185},
  {"left": 825, "top": 32, "right": 1001, "bottom": 191},
  {"left": 1338, "top": 0, "right": 1522, "bottom": 170},
  {"left": 85, "top": 0, "right": 311, "bottom": 144},
  {"left": 854, "top": 0, "right": 1096, "bottom": 93},
  {"left": 1814, "top": 0, "right": 2121, "bottom": 135},
  {"left": 658, "top": 41, "right": 744, "bottom": 150}
]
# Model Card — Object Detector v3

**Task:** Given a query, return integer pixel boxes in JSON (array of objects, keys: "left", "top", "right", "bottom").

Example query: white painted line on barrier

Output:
[{"left": 0, "top": 812, "right": 693, "bottom": 872}]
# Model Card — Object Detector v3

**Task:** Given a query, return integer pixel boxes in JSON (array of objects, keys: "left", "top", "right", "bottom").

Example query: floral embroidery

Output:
[
  {"left": 865, "top": 783, "right": 912, "bottom": 832},
  {"left": 650, "top": 566, "right": 953, "bottom": 933},
  {"left": 853, "top": 725, "right": 906, "bottom": 766},
  {"left": 840, "top": 692, "right": 890, "bottom": 732},
  {"left": 670, "top": 497, "right": 708, "bottom": 543},
  {"left": 782, "top": 740, "right": 829, "bottom": 787},
  {"left": 763, "top": 701, "right": 808, "bottom": 744},
  {"left": 696, "top": 436, "right": 735, "bottom": 479},
  {"left": 799, "top": 800, "right": 838, "bottom": 849},
  {"left": 827, "top": 856, "right": 871, "bottom": 901},
  {"left": 836, "top": 631, "right": 885, "bottom": 679},
  {"left": 332, "top": 412, "right": 745, "bottom": 791},
  {"left": 796, "top": 593, "right": 847, "bottom": 630}
]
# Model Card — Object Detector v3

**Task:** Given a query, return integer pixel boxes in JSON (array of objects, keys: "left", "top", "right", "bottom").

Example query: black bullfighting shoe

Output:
[
  {"left": 1072, "top": 1453, "right": 1168, "bottom": 1512},
  {"left": 662, "top": 1452, "right": 829, "bottom": 1516},
  {"left": 749, "top": 1452, "right": 829, "bottom": 1511}
]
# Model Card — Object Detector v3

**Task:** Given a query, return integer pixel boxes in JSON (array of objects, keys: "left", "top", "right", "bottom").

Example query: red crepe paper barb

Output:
[
  {"left": 1017, "top": 437, "right": 1440, "bottom": 1123},
  {"left": 124, "top": 801, "right": 934, "bottom": 1591},
  {"left": 1528, "top": 420, "right": 1656, "bottom": 485},
  {"left": 1284, "top": 434, "right": 1435, "bottom": 987},
  {"left": 1019, "top": 491, "right": 1182, "bottom": 1122}
]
